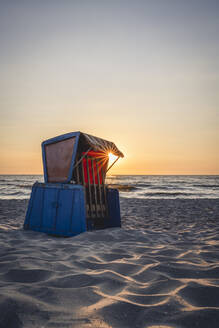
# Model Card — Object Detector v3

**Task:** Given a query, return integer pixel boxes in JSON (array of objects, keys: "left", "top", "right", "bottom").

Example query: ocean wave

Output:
[
  {"left": 108, "top": 184, "right": 137, "bottom": 191},
  {"left": 0, "top": 183, "right": 33, "bottom": 189},
  {"left": 136, "top": 183, "right": 152, "bottom": 188},
  {"left": 2, "top": 191, "right": 24, "bottom": 196},
  {"left": 148, "top": 185, "right": 187, "bottom": 190},
  {"left": 143, "top": 192, "right": 197, "bottom": 197},
  {"left": 193, "top": 184, "right": 219, "bottom": 188},
  {"left": 14, "top": 184, "right": 33, "bottom": 189},
  {"left": 0, "top": 179, "right": 28, "bottom": 183}
]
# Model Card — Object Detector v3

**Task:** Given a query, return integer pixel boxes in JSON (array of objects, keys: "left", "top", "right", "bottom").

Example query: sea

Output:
[{"left": 0, "top": 175, "right": 219, "bottom": 200}]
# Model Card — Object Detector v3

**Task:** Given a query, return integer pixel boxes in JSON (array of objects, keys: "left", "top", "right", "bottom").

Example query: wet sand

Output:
[{"left": 0, "top": 198, "right": 219, "bottom": 328}]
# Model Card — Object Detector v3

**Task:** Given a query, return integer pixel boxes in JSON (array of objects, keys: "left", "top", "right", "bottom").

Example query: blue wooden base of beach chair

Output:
[
  {"left": 24, "top": 183, "right": 121, "bottom": 237},
  {"left": 105, "top": 188, "right": 121, "bottom": 228},
  {"left": 24, "top": 182, "right": 87, "bottom": 237},
  {"left": 86, "top": 188, "right": 121, "bottom": 231}
]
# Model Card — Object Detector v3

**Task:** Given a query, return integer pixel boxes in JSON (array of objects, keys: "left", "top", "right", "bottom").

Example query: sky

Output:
[{"left": 0, "top": 0, "right": 219, "bottom": 175}]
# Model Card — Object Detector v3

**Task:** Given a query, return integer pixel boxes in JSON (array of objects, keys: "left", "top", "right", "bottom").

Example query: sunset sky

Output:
[{"left": 0, "top": 0, "right": 219, "bottom": 175}]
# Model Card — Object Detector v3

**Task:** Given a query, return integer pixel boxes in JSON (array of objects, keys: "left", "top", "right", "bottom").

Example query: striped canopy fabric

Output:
[{"left": 79, "top": 132, "right": 124, "bottom": 158}]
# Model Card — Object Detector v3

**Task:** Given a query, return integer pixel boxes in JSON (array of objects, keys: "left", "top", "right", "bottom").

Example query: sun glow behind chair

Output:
[{"left": 23, "top": 132, "right": 124, "bottom": 236}]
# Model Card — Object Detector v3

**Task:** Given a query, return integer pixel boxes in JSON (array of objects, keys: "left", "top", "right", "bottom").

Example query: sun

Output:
[
  {"left": 108, "top": 152, "right": 118, "bottom": 165},
  {"left": 108, "top": 152, "right": 118, "bottom": 163}
]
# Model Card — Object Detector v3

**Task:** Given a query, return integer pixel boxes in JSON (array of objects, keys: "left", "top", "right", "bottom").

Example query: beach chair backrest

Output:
[{"left": 44, "top": 136, "right": 76, "bottom": 183}]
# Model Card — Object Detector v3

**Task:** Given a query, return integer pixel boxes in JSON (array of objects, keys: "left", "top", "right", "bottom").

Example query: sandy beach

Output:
[{"left": 0, "top": 197, "right": 219, "bottom": 328}]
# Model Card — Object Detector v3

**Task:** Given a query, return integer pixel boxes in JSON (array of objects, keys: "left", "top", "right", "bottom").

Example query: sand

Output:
[{"left": 0, "top": 197, "right": 219, "bottom": 328}]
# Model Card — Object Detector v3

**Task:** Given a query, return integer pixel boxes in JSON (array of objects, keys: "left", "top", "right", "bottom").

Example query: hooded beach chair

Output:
[{"left": 24, "top": 132, "right": 124, "bottom": 236}]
